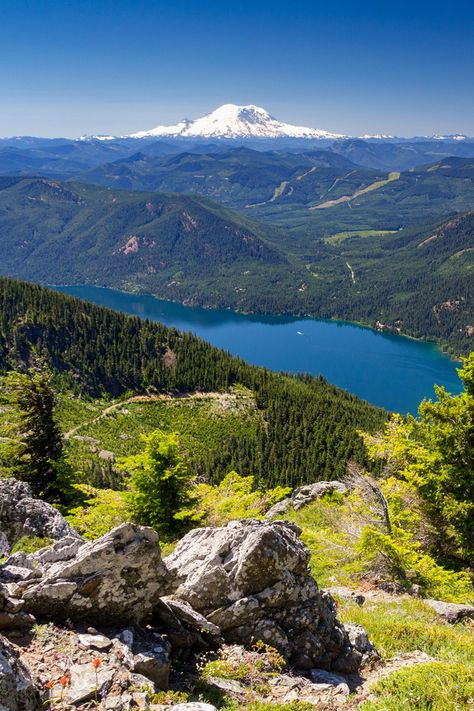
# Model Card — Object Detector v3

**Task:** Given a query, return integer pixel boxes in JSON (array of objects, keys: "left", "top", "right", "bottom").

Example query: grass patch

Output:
[
  {"left": 360, "top": 661, "right": 474, "bottom": 710},
  {"left": 10, "top": 535, "right": 53, "bottom": 555},
  {"left": 324, "top": 229, "right": 398, "bottom": 245},
  {"left": 340, "top": 597, "right": 474, "bottom": 663}
]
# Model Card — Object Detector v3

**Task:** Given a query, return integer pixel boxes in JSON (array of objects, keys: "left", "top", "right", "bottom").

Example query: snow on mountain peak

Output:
[{"left": 129, "top": 104, "right": 345, "bottom": 140}]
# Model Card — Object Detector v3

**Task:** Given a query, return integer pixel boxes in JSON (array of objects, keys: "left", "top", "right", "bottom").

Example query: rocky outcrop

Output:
[
  {"left": 0, "top": 478, "right": 79, "bottom": 546},
  {"left": 0, "top": 482, "right": 380, "bottom": 707},
  {"left": 165, "top": 519, "right": 362, "bottom": 672},
  {"left": 19, "top": 524, "right": 172, "bottom": 624},
  {"left": 265, "top": 480, "right": 348, "bottom": 518},
  {"left": 0, "top": 634, "right": 41, "bottom": 710},
  {"left": 335, "top": 622, "right": 379, "bottom": 671},
  {"left": 0, "top": 515, "right": 374, "bottom": 673},
  {"left": 425, "top": 598, "right": 474, "bottom": 623}
]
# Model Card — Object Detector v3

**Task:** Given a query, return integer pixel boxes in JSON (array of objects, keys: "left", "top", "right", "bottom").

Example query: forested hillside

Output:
[
  {"left": 0, "top": 278, "right": 386, "bottom": 487},
  {"left": 0, "top": 177, "right": 292, "bottom": 289},
  {"left": 0, "top": 177, "right": 472, "bottom": 354}
]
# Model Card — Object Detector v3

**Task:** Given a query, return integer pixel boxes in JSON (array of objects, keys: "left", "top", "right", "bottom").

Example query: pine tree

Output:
[
  {"left": 1, "top": 370, "right": 68, "bottom": 501},
  {"left": 120, "top": 430, "right": 198, "bottom": 537}
]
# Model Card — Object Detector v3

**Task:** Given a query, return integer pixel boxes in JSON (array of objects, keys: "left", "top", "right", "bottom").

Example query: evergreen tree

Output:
[
  {"left": 364, "top": 353, "right": 474, "bottom": 565},
  {"left": 120, "top": 430, "right": 197, "bottom": 537},
  {"left": 1, "top": 370, "right": 68, "bottom": 501}
]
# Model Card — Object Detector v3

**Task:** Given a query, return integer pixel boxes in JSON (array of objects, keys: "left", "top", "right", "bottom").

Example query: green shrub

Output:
[
  {"left": 66, "top": 484, "right": 130, "bottom": 540},
  {"left": 283, "top": 492, "right": 370, "bottom": 586},
  {"left": 363, "top": 354, "right": 474, "bottom": 564},
  {"left": 357, "top": 525, "right": 473, "bottom": 602},
  {"left": 360, "top": 661, "right": 474, "bottom": 710},
  {"left": 150, "top": 690, "right": 189, "bottom": 705},
  {"left": 10, "top": 535, "right": 53, "bottom": 555},
  {"left": 201, "top": 658, "right": 254, "bottom": 682},
  {"left": 195, "top": 472, "right": 291, "bottom": 526}
]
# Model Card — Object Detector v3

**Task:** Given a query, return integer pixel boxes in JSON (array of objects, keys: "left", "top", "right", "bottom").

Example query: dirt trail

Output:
[{"left": 347, "top": 651, "right": 435, "bottom": 705}]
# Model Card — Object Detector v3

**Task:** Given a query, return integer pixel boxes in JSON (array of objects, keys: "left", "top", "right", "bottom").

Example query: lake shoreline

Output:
[
  {"left": 51, "top": 282, "right": 463, "bottom": 414},
  {"left": 46, "top": 280, "right": 462, "bottom": 364}
]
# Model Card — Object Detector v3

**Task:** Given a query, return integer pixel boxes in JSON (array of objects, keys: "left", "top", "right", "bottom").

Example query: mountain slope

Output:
[
  {"left": 310, "top": 211, "right": 474, "bottom": 355},
  {"left": 0, "top": 177, "right": 471, "bottom": 354},
  {"left": 128, "top": 104, "right": 345, "bottom": 140},
  {"left": 330, "top": 138, "right": 474, "bottom": 171},
  {"left": 0, "top": 277, "right": 386, "bottom": 486},
  {"left": 81, "top": 150, "right": 474, "bottom": 235},
  {"left": 0, "top": 177, "right": 291, "bottom": 293},
  {"left": 81, "top": 146, "right": 360, "bottom": 208}
]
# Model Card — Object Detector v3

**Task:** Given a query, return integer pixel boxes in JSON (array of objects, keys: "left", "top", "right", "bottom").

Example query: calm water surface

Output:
[{"left": 56, "top": 285, "right": 463, "bottom": 414}]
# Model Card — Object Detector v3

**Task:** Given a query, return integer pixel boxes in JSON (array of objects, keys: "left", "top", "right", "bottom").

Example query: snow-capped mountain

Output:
[{"left": 128, "top": 104, "right": 345, "bottom": 140}]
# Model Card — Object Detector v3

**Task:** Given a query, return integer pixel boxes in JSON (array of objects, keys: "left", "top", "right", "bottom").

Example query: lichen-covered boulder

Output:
[
  {"left": 20, "top": 524, "right": 172, "bottom": 624},
  {"left": 266, "top": 481, "right": 347, "bottom": 519},
  {"left": 164, "top": 519, "right": 360, "bottom": 671},
  {"left": 0, "top": 634, "right": 41, "bottom": 710},
  {"left": 0, "top": 478, "right": 79, "bottom": 544}
]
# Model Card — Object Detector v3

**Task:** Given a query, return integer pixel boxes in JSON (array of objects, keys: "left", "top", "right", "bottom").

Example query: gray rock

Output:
[
  {"left": 110, "top": 628, "right": 170, "bottom": 689},
  {"left": 98, "top": 450, "right": 115, "bottom": 461},
  {"left": 309, "top": 668, "right": 349, "bottom": 686},
  {"left": 0, "top": 565, "right": 41, "bottom": 584},
  {"left": 160, "top": 597, "right": 221, "bottom": 637},
  {"left": 265, "top": 481, "right": 347, "bottom": 518},
  {"left": 205, "top": 676, "right": 247, "bottom": 694},
  {"left": 0, "top": 478, "right": 79, "bottom": 544},
  {"left": 325, "top": 585, "right": 365, "bottom": 606},
  {"left": 165, "top": 519, "right": 358, "bottom": 672},
  {"left": 100, "top": 694, "right": 132, "bottom": 710},
  {"left": 0, "top": 610, "right": 36, "bottom": 631},
  {"left": 171, "top": 705, "right": 218, "bottom": 711},
  {"left": 269, "top": 670, "right": 350, "bottom": 703},
  {"left": 132, "top": 642, "right": 170, "bottom": 689},
  {"left": 332, "top": 622, "right": 379, "bottom": 672},
  {"left": 131, "top": 690, "right": 152, "bottom": 709},
  {"left": 264, "top": 499, "right": 291, "bottom": 518},
  {"left": 344, "top": 622, "right": 378, "bottom": 656},
  {"left": 65, "top": 662, "right": 115, "bottom": 705},
  {"left": 2, "top": 551, "right": 34, "bottom": 570},
  {"left": 78, "top": 633, "right": 113, "bottom": 650},
  {"left": 425, "top": 598, "right": 474, "bottom": 623},
  {"left": 128, "top": 672, "right": 155, "bottom": 690},
  {"left": 0, "top": 633, "right": 41, "bottom": 710},
  {"left": 308, "top": 668, "right": 351, "bottom": 696},
  {"left": 0, "top": 532, "right": 9, "bottom": 558},
  {"left": 21, "top": 524, "right": 172, "bottom": 624},
  {"left": 29, "top": 536, "right": 84, "bottom": 569}
]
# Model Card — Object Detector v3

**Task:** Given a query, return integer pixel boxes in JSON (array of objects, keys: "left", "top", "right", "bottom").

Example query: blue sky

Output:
[{"left": 1, "top": 0, "right": 474, "bottom": 137}]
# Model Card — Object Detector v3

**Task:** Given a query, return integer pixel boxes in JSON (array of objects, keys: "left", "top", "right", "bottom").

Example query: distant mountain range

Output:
[
  {"left": 77, "top": 104, "right": 470, "bottom": 143},
  {"left": 0, "top": 105, "right": 471, "bottom": 356}
]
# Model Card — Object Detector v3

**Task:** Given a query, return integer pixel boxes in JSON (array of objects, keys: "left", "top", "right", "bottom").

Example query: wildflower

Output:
[
  {"left": 45, "top": 680, "right": 54, "bottom": 689},
  {"left": 92, "top": 657, "right": 102, "bottom": 670},
  {"left": 59, "top": 675, "right": 69, "bottom": 686}
]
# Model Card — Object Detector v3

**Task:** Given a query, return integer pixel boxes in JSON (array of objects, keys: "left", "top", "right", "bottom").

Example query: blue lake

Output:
[{"left": 55, "top": 285, "right": 463, "bottom": 414}]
